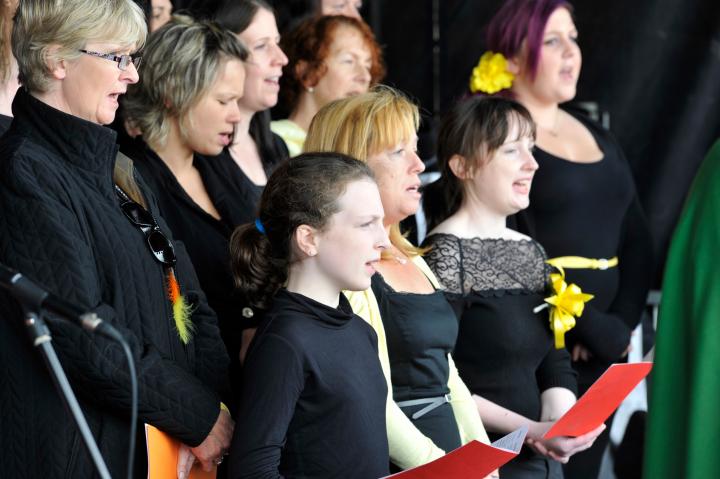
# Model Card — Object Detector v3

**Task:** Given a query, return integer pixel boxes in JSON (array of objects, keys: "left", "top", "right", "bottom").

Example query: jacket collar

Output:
[{"left": 11, "top": 87, "right": 118, "bottom": 173}]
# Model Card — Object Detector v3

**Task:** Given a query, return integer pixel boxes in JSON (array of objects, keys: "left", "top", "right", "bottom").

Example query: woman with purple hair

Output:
[{"left": 476, "top": 1, "right": 654, "bottom": 477}]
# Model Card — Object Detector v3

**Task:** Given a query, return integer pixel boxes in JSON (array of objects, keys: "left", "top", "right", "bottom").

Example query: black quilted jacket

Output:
[{"left": 0, "top": 89, "right": 229, "bottom": 478}]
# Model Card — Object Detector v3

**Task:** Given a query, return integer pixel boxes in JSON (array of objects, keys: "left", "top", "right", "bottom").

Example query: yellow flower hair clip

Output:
[
  {"left": 469, "top": 51, "right": 515, "bottom": 94},
  {"left": 534, "top": 263, "right": 594, "bottom": 349}
]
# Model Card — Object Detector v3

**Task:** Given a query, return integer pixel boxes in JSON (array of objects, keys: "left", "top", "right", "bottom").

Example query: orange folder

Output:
[
  {"left": 544, "top": 362, "right": 653, "bottom": 439},
  {"left": 387, "top": 426, "right": 527, "bottom": 478},
  {"left": 145, "top": 424, "right": 216, "bottom": 479}
]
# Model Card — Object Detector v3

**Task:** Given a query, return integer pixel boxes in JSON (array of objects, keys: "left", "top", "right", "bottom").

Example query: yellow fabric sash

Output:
[
  {"left": 538, "top": 257, "right": 607, "bottom": 349},
  {"left": 546, "top": 256, "right": 618, "bottom": 270}
]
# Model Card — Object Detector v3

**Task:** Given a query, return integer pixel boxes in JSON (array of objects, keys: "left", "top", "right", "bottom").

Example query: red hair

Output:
[{"left": 279, "top": 15, "right": 385, "bottom": 113}]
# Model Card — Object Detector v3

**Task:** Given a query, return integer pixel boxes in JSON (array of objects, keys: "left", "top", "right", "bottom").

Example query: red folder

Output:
[
  {"left": 544, "top": 362, "right": 653, "bottom": 439},
  {"left": 387, "top": 426, "right": 527, "bottom": 478}
]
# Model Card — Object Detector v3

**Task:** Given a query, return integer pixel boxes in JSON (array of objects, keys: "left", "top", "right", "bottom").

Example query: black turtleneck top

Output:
[{"left": 229, "top": 289, "right": 389, "bottom": 479}]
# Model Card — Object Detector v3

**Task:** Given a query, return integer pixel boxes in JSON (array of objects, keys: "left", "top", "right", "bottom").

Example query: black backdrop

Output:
[
  {"left": 369, "top": 0, "right": 720, "bottom": 285},
  {"left": 171, "top": 0, "right": 720, "bottom": 284}
]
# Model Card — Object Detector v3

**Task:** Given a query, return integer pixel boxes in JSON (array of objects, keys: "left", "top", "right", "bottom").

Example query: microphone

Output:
[{"left": 0, "top": 262, "right": 110, "bottom": 335}]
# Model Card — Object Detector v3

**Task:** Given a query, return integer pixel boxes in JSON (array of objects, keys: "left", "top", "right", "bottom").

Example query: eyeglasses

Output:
[
  {"left": 115, "top": 187, "right": 176, "bottom": 266},
  {"left": 79, "top": 49, "right": 142, "bottom": 71}
]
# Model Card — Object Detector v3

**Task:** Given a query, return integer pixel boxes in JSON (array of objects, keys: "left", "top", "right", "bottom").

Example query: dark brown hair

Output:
[
  {"left": 214, "top": 0, "right": 289, "bottom": 173},
  {"left": 280, "top": 14, "right": 384, "bottom": 113},
  {"left": 230, "top": 152, "right": 374, "bottom": 310},
  {"left": 424, "top": 96, "right": 536, "bottom": 230},
  {"left": 214, "top": 0, "right": 272, "bottom": 34}
]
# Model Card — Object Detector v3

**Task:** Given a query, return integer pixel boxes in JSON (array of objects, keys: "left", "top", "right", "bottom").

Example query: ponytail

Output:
[{"left": 229, "top": 223, "right": 288, "bottom": 310}]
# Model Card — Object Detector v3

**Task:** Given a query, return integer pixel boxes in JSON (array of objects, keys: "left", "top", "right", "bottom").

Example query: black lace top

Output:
[
  {"left": 426, "top": 235, "right": 549, "bottom": 296},
  {"left": 422, "top": 234, "right": 577, "bottom": 422}
]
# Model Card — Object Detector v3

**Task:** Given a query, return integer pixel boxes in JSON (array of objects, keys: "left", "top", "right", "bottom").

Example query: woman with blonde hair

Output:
[
  {"left": 0, "top": 0, "right": 19, "bottom": 132},
  {"left": 0, "top": 1, "right": 231, "bottom": 477},
  {"left": 304, "top": 86, "right": 493, "bottom": 474},
  {"left": 122, "top": 15, "right": 252, "bottom": 404}
]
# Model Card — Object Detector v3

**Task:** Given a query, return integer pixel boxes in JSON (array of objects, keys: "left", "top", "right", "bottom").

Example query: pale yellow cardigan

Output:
[
  {"left": 344, "top": 255, "right": 490, "bottom": 470},
  {"left": 270, "top": 119, "right": 305, "bottom": 158}
]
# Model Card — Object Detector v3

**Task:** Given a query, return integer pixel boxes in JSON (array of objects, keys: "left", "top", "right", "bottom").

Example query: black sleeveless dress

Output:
[
  {"left": 371, "top": 272, "right": 463, "bottom": 454},
  {"left": 423, "top": 234, "right": 577, "bottom": 479}
]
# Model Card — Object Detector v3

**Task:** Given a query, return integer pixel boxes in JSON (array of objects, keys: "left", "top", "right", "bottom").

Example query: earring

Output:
[
  {"left": 306, "top": 86, "right": 314, "bottom": 93},
  {"left": 307, "top": 249, "right": 317, "bottom": 257}
]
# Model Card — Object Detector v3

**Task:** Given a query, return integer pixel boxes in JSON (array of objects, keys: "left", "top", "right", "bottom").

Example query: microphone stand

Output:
[{"left": 22, "top": 307, "right": 112, "bottom": 479}]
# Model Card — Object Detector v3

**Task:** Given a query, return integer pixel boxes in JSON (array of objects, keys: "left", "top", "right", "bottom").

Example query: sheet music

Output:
[
  {"left": 491, "top": 425, "right": 528, "bottom": 453},
  {"left": 543, "top": 362, "right": 653, "bottom": 439}
]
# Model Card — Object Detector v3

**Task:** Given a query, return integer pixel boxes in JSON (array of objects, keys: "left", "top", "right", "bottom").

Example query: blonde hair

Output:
[
  {"left": 123, "top": 15, "right": 249, "bottom": 149},
  {"left": 0, "top": 1, "right": 16, "bottom": 83},
  {"left": 12, "top": 0, "right": 146, "bottom": 93},
  {"left": 305, "top": 85, "right": 424, "bottom": 257}
]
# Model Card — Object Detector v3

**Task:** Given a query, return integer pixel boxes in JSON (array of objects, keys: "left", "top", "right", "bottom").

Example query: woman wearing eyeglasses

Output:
[
  {"left": 122, "top": 16, "right": 255, "bottom": 405},
  {"left": 0, "top": 1, "right": 231, "bottom": 477}
]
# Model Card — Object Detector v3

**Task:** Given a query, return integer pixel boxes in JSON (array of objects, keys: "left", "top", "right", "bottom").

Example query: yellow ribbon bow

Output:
[{"left": 540, "top": 265, "right": 594, "bottom": 349}]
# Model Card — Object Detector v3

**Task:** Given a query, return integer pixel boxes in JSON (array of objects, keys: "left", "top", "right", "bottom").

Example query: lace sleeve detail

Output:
[
  {"left": 424, "top": 234, "right": 547, "bottom": 294},
  {"left": 423, "top": 234, "right": 465, "bottom": 295}
]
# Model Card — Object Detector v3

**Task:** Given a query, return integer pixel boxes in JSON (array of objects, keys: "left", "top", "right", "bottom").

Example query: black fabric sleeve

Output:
[
  {"left": 140, "top": 171, "right": 232, "bottom": 399},
  {"left": 143, "top": 172, "right": 231, "bottom": 436},
  {"left": 229, "top": 332, "right": 304, "bottom": 478},
  {"left": 536, "top": 344, "right": 578, "bottom": 395},
  {"left": 174, "top": 240, "right": 231, "bottom": 397},
  {"left": 566, "top": 193, "right": 654, "bottom": 362},
  {"left": 0, "top": 170, "right": 222, "bottom": 446}
]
